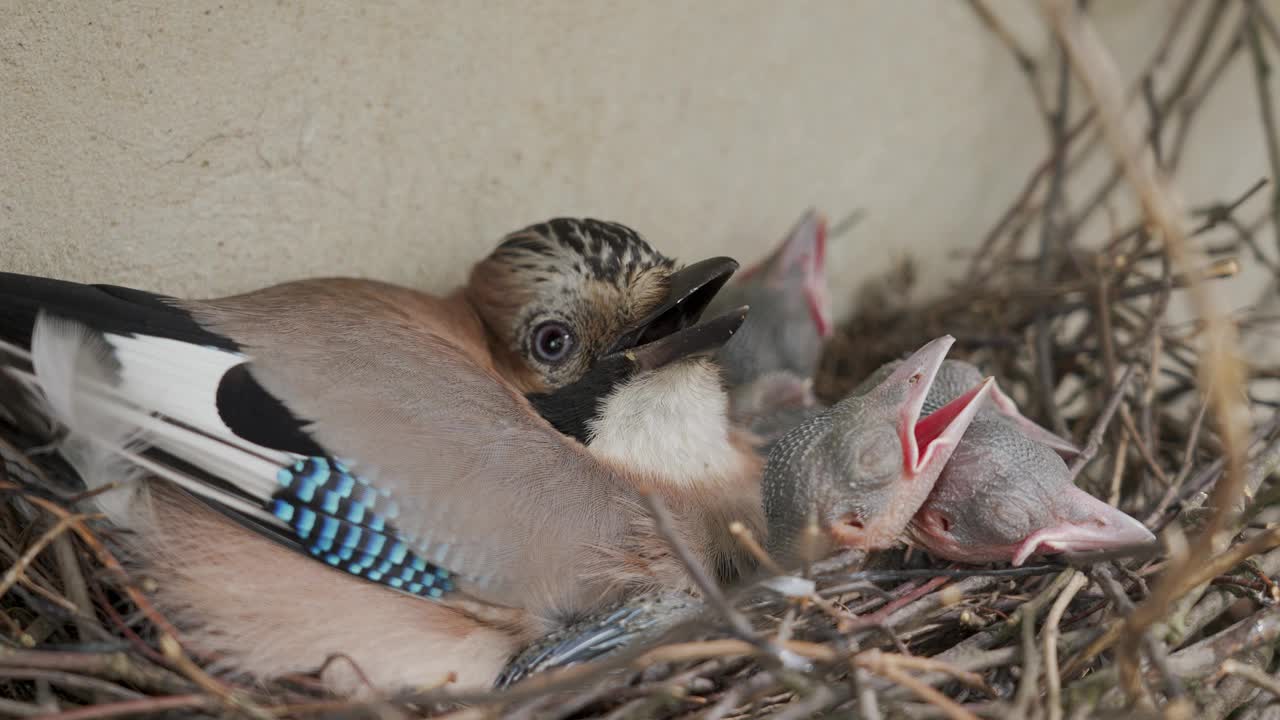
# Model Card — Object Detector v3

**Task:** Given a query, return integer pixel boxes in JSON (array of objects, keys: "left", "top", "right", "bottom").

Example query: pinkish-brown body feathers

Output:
[{"left": 4, "top": 223, "right": 767, "bottom": 694}]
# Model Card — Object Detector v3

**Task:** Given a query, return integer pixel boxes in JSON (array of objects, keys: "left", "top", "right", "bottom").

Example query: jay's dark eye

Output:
[{"left": 532, "top": 321, "right": 574, "bottom": 364}]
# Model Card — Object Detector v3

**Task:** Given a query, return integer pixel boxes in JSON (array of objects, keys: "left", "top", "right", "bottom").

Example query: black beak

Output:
[
  {"left": 526, "top": 256, "right": 747, "bottom": 443},
  {"left": 605, "top": 257, "right": 747, "bottom": 370}
]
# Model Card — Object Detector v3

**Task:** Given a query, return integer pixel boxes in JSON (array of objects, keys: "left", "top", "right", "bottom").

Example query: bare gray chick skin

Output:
[
  {"left": 761, "top": 335, "right": 992, "bottom": 566},
  {"left": 706, "top": 210, "right": 831, "bottom": 396},
  {"left": 899, "top": 360, "right": 1156, "bottom": 565}
]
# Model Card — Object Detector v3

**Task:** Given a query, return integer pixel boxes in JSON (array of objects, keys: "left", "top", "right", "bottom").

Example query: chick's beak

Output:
[
  {"left": 827, "top": 336, "right": 994, "bottom": 551},
  {"left": 736, "top": 210, "right": 832, "bottom": 339},
  {"left": 607, "top": 257, "right": 748, "bottom": 371},
  {"left": 879, "top": 336, "right": 993, "bottom": 480},
  {"left": 1010, "top": 487, "right": 1158, "bottom": 566},
  {"left": 785, "top": 211, "right": 833, "bottom": 339}
]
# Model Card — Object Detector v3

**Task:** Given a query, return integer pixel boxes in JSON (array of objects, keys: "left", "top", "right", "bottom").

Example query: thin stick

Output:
[
  {"left": 729, "top": 521, "right": 785, "bottom": 576},
  {"left": 1146, "top": 389, "right": 1212, "bottom": 527},
  {"left": 965, "top": 0, "right": 1050, "bottom": 120},
  {"left": 158, "top": 634, "right": 273, "bottom": 720},
  {"left": 0, "top": 514, "right": 88, "bottom": 601},
  {"left": 22, "top": 695, "right": 214, "bottom": 720},
  {"left": 861, "top": 652, "right": 996, "bottom": 698},
  {"left": 1013, "top": 571, "right": 1077, "bottom": 716},
  {"left": 1044, "top": 0, "right": 1252, "bottom": 675},
  {"left": 640, "top": 492, "right": 770, "bottom": 657},
  {"left": 1070, "top": 365, "right": 1136, "bottom": 479},
  {"left": 1034, "top": 36, "right": 1073, "bottom": 437},
  {"left": 1063, "top": 526, "right": 1280, "bottom": 676},
  {"left": 1220, "top": 657, "right": 1280, "bottom": 699},
  {"left": 1119, "top": 403, "right": 1173, "bottom": 488},
  {"left": 1045, "top": 571, "right": 1089, "bottom": 720},
  {"left": 859, "top": 653, "right": 980, "bottom": 720},
  {"left": 1, "top": 482, "right": 184, "bottom": 642},
  {"left": 1245, "top": 0, "right": 1280, "bottom": 255}
]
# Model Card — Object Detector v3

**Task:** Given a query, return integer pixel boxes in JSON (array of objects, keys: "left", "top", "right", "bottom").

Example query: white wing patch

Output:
[
  {"left": 104, "top": 333, "right": 246, "bottom": 438},
  {"left": 6, "top": 320, "right": 295, "bottom": 526}
]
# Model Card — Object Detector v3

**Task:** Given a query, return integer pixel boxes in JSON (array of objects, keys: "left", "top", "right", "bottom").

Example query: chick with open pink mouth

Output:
[{"left": 762, "top": 335, "right": 994, "bottom": 562}]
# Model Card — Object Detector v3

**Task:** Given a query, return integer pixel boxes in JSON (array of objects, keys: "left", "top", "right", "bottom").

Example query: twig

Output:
[
  {"left": 1245, "top": 0, "right": 1280, "bottom": 256},
  {"left": 1045, "top": 571, "right": 1089, "bottom": 720},
  {"left": 1064, "top": 527, "right": 1280, "bottom": 677},
  {"left": 1119, "top": 403, "right": 1173, "bottom": 488},
  {"left": 1, "top": 482, "right": 184, "bottom": 642},
  {"left": 965, "top": 0, "right": 1050, "bottom": 120},
  {"left": 1096, "top": 564, "right": 1185, "bottom": 705},
  {"left": 640, "top": 492, "right": 780, "bottom": 662},
  {"left": 729, "top": 521, "right": 785, "bottom": 576},
  {"left": 158, "top": 634, "right": 273, "bottom": 720},
  {"left": 0, "top": 648, "right": 190, "bottom": 696},
  {"left": 1045, "top": 0, "right": 1252, "bottom": 680},
  {"left": 858, "top": 651, "right": 980, "bottom": 720},
  {"left": 52, "top": 532, "right": 98, "bottom": 643},
  {"left": 1034, "top": 36, "right": 1073, "bottom": 437},
  {"left": 1221, "top": 658, "right": 1280, "bottom": 700},
  {"left": 0, "top": 514, "right": 89, "bottom": 601},
  {"left": 829, "top": 208, "right": 868, "bottom": 240},
  {"left": 0, "top": 667, "right": 146, "bottom": 700},
  {"left": 1146, "top": 388, "right": 1212, "bottom": 527},
  {"left": 854, "top": 662, "right": 883, "bottom": 720},
  {"left": 22, "top": 695, "right": 215, "bottom": 720},
  {"left": 1192, "top": 178, "right": 1270, "bottom": 235},
  {"left": 1013, "top": 571, "right": 1077, "bottom": 716},
  {"left": 820, "top": 564, "right": 1060, "bottom": 596},
  {"left": 1070, "top": 364, "right": 1136, "bottom": 479},
  {"left": 860, "top": 653, "right": 995, "bottom": 698}
]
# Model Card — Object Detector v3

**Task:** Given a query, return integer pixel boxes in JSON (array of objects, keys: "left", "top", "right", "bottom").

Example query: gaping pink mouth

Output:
[
  {"left": 887, "top": 338, "right": 994, "bottom": 477},
  {"left": 802, "top": 217, "right": 832, "bottom": 339},
  {"left": 737, "top": 210, "right": 832, "bottom": 338},
  {"left": 823, "top": 336, "right": 994, "bottom": 552},
  {"left": 910, "top": 380, "right": 992, "bottom": 473}
]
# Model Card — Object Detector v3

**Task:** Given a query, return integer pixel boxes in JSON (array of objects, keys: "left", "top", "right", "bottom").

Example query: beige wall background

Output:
[{"left": 2, "top": 1, "right": 1276, "bottom": 322}]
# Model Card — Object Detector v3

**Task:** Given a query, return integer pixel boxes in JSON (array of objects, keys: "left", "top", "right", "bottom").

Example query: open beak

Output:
[
  {"left": 785, "top": 211, "right": 833, "bottom": 340},
  {"left": 879, "top": 336, "right": 994, "bottom": 481},
  {"left": 606, "top": 257, "right": 747, "bottom": 371},
  {"left": 827, "top": 336, "right": 995, "bottom": 551},
  {"left": 1010, "top": 488, "right": 1157, "bottom": 566},
  {"left": 735, "top": 210, "right": 832, "bottom": 339}
]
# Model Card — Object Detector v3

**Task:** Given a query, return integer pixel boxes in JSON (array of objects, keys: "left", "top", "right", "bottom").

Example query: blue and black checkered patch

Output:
[{"left": 269, "top": 457, "right": 455, "bottom": 598}]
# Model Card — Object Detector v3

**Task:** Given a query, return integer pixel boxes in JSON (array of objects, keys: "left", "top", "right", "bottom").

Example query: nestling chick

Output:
[
  {"left": 900, "top": 360, "right": 1157, "bottom": 565},
  {"left": 707, "top": 210, "right": 831, "bottom": 447},
  {"left": 762, "top": 335, "right": 993, "bottom": 565},
  {"left": 707, "top": 209, "right": 832, "bottom": 389},
  {"left": 0, "top": 218, "right": 767, "bottom": 693}
]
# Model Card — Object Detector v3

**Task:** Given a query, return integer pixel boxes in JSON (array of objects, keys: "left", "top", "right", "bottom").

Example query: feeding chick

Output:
[{"left": 705, "top": 210, "right": 832, "bottom": 446}]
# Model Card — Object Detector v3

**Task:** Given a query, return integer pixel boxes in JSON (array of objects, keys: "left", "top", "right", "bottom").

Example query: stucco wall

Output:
[{"left": 3, "top": 1, "right": 1276, "bottom": 318}]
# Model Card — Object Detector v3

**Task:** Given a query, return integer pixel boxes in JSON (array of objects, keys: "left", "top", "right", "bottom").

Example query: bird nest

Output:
[{"left": 5, "top": 3, "right": 1280, "bottom": 719}]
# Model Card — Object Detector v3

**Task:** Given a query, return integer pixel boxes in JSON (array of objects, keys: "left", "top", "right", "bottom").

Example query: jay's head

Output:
[
  {"left": 764, "top": 336, "right": 994, "bottom": 561},
  {"left": 467, "top": 218, "right": 747, "bottom": 443}
]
